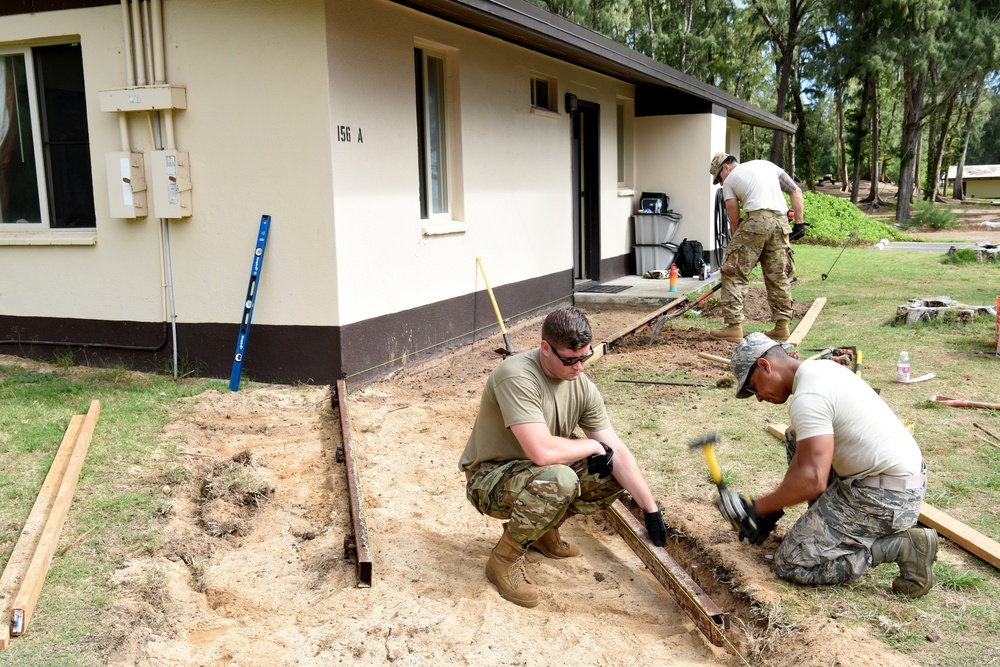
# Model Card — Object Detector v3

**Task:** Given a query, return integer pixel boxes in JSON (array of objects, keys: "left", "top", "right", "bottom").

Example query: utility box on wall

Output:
[
  {"left": 149, "top": 150, "right": 192, "bottom": 219},
  {"left": 106, "top": 151, "right": 147, "bottom": 219}
]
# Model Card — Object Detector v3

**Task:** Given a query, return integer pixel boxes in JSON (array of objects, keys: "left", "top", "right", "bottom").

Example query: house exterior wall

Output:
[
  {"left": 0, "top": 0, "right": 750, "bottom": 385},
  {"left": 965, "top": 178, "right": 1000, "bottom": 199},
  {"left": 634, "top": 111, "right": 732, "bottom": 263}
]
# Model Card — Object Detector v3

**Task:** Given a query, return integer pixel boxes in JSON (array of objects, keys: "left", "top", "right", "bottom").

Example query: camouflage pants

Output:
[
  {"left": 465, "top": 458, "right": 623, "bottom": 545},
  {"left": 719, "top": 209, "right": 793, "bottom": 325},
  {"left": 775, "top": 427, "right": 926, "bottom": 586}
]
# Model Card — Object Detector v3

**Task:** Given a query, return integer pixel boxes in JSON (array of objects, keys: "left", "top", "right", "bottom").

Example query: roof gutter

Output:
[{"left": 389, "top": 0, "right": 795, "bottom": 133}]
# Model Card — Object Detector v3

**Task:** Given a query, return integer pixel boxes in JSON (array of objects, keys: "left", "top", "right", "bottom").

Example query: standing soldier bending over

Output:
[
  {"left": 709, "top": 152, "right": 804, "bottom": 343},
  {"left": 716, "top": 333, "right": 938, "bottom": 597},
  {"left": 459, "top": 307, "right": 667, "bottom": 607}
]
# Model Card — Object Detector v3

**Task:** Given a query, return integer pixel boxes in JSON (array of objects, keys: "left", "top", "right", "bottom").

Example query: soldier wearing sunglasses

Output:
[{"left": 460, "top": 307, "right": 667, "bottom": 608}]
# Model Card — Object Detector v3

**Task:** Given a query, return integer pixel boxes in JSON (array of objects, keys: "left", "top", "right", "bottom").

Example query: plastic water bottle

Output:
[
  {"left": 897, "top": 351, "right": 911, "bottom": 383},
  {"left": 669, "top": 263, "right": 677, "bottom": 292}
]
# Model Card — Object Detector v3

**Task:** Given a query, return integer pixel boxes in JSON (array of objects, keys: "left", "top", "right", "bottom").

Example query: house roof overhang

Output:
[{"left": 390, "top": 0, "right": 795, "bottom": 133}]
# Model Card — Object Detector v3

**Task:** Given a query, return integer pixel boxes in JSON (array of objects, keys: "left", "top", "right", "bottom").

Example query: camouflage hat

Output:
[
  {"left": 710, "top": 151, "right": 730, "bottom": 185},
  {"left": 731, "top": 332, "right": 782, "bottom": 399}
]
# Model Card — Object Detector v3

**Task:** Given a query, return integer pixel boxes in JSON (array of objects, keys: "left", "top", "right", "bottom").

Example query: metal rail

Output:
[
  {"left": 604, "top": 499, "right": 729, "bottom": 647},
  {"left": 336, "top": 379, "right": 372, "bottom": 587}
]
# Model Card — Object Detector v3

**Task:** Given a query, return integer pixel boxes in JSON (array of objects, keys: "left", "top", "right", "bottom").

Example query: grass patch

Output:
[
  {"left": 588, "top": 243, "right": 1000, "bottom": 667},
  {"left": 0, "top": 363, "right": 224, "bottom": 665}
]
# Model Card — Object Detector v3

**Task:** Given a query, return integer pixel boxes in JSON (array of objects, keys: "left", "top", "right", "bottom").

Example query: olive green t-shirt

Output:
[{"left": 458, "top": 348, "right": 610, "bottom": 472}]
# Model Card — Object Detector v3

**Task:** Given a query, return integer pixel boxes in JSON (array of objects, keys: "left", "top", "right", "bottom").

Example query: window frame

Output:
[
  {"left": 414, "top": 40, "right": 464, "bottom": 233},
  {"left": 0, "top": 42, "right": 96, "bottom": 244}
]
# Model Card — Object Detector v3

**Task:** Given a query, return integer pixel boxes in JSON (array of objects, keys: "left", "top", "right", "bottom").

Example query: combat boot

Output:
[
  {"left": 529, "top": 511, "right": 580, "bottom": 559},
  {"left": 486, "top": 524, "right": 540, "bottom": 607},
  {"left": 709, "top": 323, "right": 743, "bottom": 343},
  {"left": 764, "top": 320, "right": 791, "bottom": 340},
  {"left": 871, "top": 527, "right": 939, "bottom": 597}
]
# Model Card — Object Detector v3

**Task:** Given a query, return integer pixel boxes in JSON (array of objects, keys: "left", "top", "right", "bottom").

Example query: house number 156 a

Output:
[{"left": 337, "top": 125, "right": 363, "bottom": 143}]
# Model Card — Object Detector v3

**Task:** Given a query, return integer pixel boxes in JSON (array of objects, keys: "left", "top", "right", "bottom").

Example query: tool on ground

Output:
[
  {"left": 615, "top": 379, "right": 713, "bottom": 387},
  {"left": 649, "top": 282, "right": 723, "bottom": 344},
  {"left": 855, "top": 349, "right": 864, "bottom": 376},
  {"left": 229, "top": 214, "right": 271, "bottom": 391},
  {"left": 821, "top": 232, "right": 856, "bottom": 281},
  {"left": 929, "top": 395, "right": 1000, "bottom": 410},
  {"left": 476, "top": 257, "right": 518, "bottom": 357},
  {"left": 805, "top": 346, "right": 857, "bottom": 370}
]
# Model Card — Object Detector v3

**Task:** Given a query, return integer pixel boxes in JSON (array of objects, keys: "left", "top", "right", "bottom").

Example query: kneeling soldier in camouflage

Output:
[
  {"left": 716, "top": 333, "right": 938, "bottom": 597},
  {"left": 459, "top": 307, "right": 667, "bottom": 607}
]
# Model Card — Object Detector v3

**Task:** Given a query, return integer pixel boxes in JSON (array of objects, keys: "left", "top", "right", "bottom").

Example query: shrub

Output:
[
  {"left": 900, "top": 199, "right": 958, "bottom": 230},
  {"left": 797, "top": 191, "right": 909, "bottom": 246}
]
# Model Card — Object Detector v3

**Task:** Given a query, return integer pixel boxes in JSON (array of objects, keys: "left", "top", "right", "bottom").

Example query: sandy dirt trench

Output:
[{"left": 104, "top": 303, "right": 924, "bottom": 667}]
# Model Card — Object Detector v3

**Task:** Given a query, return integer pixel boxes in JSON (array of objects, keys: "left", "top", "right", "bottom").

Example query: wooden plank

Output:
[
  {"left": 604, "top": 500, "right": 728, "bottom": 647},
  {"left": 11, "top": 401, "right": 100, "bottom": 637},
  {"left": 767, "top": 423, "right": 788, "bottom": 441},
  {"left": 601, "top": 294, "right": 689, "bottom": 346},
  {"left": 336, "top": 379, "right": 373, "bottom": 587},
  {"left": 0, "top": 415, "right": 84, "bottom": 650},
  {"left": 919, "top": 503, "right": 1000, "bottom": 571},
  {"left": 784, "top": 297, "right": 827, "bottom": 347},
  {"left": 765, "top": 422, "right": 1000, "bottom": 571},
  {"left": 698, "top": 352, "right": 730, "bottom": 366}
]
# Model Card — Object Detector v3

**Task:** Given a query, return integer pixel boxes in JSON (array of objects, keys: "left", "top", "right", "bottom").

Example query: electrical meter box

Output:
[
  {"left": 106, "top": 152, "right": 147, "bottom": 219},
  {"left": 149, "top": 149, "right": 192, "bottom": 219}
]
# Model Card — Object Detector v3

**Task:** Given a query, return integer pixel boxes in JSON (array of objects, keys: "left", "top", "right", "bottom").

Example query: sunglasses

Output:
[
  {"left": 744, "top": 362, "right": 758, "bottom": 395},
  {"left": 548, "top": 344, "right": 595, "bottom": 366}
]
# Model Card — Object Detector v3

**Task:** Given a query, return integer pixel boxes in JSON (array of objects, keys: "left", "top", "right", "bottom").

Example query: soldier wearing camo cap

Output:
[
  {"left": 459, "top": 307, "right": 667, "bottom": 607},
  {"left": 714, "top": 332, "right": 938, "bottom": 597},
  {"left": 708, "top": 152, "right": 804, "bottom": 343}
]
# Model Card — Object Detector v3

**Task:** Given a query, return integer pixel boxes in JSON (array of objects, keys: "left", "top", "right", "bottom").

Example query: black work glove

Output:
[
  {"left": 643, "top": 509, "right": 667, "bottom": 547},
  {"left": 586, "top": 441, "right": 614, "bottom": 478},
  {"left": 714, "top": 489, "right": 784, "bottom": 546},
  {"left": 790, "top": 223, "right": 805, "bottom": 241}
]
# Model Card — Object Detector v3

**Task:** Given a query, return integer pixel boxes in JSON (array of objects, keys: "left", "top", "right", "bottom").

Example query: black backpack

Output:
[{"left": 675, "top": 238, "right": 704, "bottom": 277}]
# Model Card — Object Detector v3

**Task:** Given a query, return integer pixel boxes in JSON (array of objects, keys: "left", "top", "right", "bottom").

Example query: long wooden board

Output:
[
  {"left": 0, "top": 415, "right": 85, "bottom": 650},
  {"left": 11, "top": 400, "right": 100, "bottom": 637},
  {"left": 784, "top": 297, "right": 827, "bottom": 347},
  {"left": 918, "top": 503, "right": 1000, "bottom": 571},
  {"left": 765, "top": 423, "right": 1000, "bottom": 571}
]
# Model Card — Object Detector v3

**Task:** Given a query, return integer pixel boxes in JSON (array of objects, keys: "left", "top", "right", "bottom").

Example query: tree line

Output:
[{"left": 528, "top": 0, "right": 1000, "bottom": 221}]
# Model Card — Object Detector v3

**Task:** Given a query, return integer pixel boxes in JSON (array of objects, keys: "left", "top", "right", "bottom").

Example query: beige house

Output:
[
  {"left": 945, "top": 165, "right": 1000, "bottom": 199},
  {"left": 0, "top": 0, "right": 791, "bottom": 386}
]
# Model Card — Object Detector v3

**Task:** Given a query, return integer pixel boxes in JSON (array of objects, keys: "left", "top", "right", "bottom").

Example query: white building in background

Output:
[{"left": 0, "top": 0, "right": 791, "bottom": 386}]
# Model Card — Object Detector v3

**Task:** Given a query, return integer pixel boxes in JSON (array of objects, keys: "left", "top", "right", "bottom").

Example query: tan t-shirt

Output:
[
  {"left": 458, "top": 348, "right": 610, "bottom": 472},
  {"left": 790, "top": 360, "right": 923, "bottom": 478}
]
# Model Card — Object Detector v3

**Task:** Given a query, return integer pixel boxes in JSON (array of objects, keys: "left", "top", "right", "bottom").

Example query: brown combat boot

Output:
[
  {"left": 871, "top": 527, "right": 938, "bottom": 597},
  {"left": 530, "top": 526, "right": 581, "bottom": 559},
  {"left": 764, "top": 320, "right": 791, "bottom": 340},
  {"left": 486, "top": 524, "right": 540, "bottom": 607},
  {"left": 709, "top": 323, "right": 743, "bottom": 343}
]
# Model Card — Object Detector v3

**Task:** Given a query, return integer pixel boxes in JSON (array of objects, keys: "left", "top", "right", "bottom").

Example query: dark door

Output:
[{"left": 570, "top": 99, "right": 600, "bottom": 281}]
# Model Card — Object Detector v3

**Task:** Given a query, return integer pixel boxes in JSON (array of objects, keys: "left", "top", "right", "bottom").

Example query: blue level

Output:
[{"left": 229, "top": 214, "right": 271, "bottom": 391}]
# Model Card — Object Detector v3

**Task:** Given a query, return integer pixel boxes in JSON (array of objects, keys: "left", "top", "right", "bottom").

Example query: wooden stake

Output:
[
  {"left": 11, "top": 400, "right": 100, "bottom": 637},
  {"left": 785, "top": 297, "right": 827, "bottom": 347},
  {"left": 0, "top": 415, "right": 84, "bottom": 650},
  {"left": 697, "top": 352, "right": 730, "bottom": 366}
]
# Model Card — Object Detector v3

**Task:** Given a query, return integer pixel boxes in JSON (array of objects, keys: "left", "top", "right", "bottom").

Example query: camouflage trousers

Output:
[
  {"left": 465, "top": 458, "right": 623, "bottom": 545},
  {"left": 719, "top": 209, "right": 793, "bottom": 325},
  {"left": 775, "top": 427, "right": 926, "bottom": 586}
]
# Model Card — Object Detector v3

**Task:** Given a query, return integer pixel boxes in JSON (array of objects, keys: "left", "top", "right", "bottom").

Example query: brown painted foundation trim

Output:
[
  {"left": 600, "top": 252, "right": 630, "bottom": 281},
  {"left": 341, "top": 268, "right": 572, "bottom": 386},
  {"left": 0, "top": 268, "right": 575, "bottom": 386}
]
